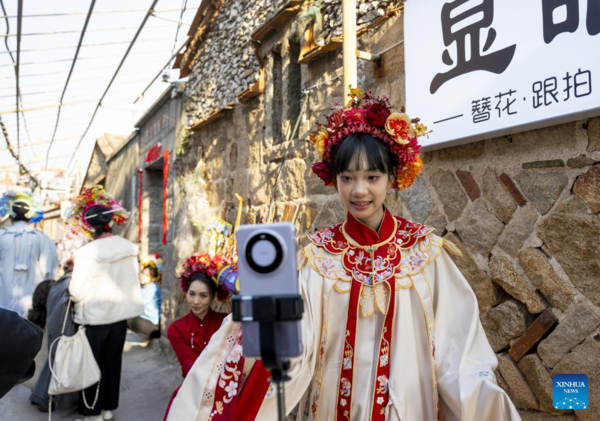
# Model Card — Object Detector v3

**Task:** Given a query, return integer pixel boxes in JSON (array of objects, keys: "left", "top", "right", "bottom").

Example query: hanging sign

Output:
[{"left": 405, "top": 0, "right": 600, "bottom": 150}]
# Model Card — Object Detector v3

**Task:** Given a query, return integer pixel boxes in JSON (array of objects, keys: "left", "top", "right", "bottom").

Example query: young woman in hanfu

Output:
[{"left": 167, "top": 90, "right": 521, "bottom": 421}]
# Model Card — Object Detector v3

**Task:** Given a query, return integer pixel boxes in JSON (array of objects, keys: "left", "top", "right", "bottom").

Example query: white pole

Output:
[{"left": 342, "top": 0, "right": 357, "bottom": 102}]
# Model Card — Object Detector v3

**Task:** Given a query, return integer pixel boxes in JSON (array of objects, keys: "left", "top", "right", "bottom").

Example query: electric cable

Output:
[
  {"left": 67, "top": 0, "right": 161, "bottom": 173},
  {"left": 45, "top": 0, "right": 96, "bottom": 169},
  {"left": 15, "top": 0, "right": 22, "bottom": 155},
  {"left": 0, "top": 7, "right": 187, "bottom": 19}
]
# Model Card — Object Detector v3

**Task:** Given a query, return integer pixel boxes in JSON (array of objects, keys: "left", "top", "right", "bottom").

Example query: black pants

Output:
[
  {"left": 79, "top": 321, "right": 127, "bottom": 416},
  {"left": 127, "top": 316, "right": 160, "bottom": 340}
]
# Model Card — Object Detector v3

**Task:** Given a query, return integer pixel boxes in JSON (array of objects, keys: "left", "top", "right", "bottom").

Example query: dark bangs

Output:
[{"left": 330, "top": 133, "right": 397, "bottom": 178}]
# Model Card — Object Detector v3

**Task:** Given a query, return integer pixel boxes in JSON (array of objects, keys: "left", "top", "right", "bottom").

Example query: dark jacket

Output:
[{"left": 0, "top": 308, "right": 43, "bottom": 398}]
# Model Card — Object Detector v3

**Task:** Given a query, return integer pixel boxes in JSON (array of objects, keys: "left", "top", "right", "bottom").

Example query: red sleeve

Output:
[{"left": 167, "top": 322, "right": 197, "bottom": 378}]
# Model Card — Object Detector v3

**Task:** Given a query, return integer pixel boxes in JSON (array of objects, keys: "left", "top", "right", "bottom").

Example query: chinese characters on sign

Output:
[
  {"left": 542, "top": 0, "right": 600, "bottom": 43},
  {"left": 430, "top": 0, "right": 516, "bottom": 94},
  {"left": 405, "top": 0, "right": 600, "bottom": 149},
  {"left": 472, "top": 69, "right": 592, "bottom": 123}
]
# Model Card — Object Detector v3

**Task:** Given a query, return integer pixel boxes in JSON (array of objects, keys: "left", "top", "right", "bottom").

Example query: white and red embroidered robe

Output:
[{"left": 168, "top": 209, "right": 521, "bottom": 421}]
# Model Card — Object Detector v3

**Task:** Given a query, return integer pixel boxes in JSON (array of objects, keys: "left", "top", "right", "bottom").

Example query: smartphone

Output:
[{"left": 235, "top": 223, "right": 303, "bottom": 358}]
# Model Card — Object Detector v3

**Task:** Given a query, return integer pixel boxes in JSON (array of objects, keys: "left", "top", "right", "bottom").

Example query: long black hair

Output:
[
  {"left": 330, "top": 133, "right": 397, "bottom": 180},
  {"left": 27, "top": 280, "right": 52, "bottom": 329}
]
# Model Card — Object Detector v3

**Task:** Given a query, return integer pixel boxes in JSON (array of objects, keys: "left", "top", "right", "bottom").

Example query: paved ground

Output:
[{"left": 0, "top": 332, "right": 182, "bottom": 421}]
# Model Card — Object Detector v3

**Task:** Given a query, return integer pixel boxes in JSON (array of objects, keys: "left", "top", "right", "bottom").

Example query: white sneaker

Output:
[{"left": 102, "top": 410, "right": 114, "bottom": 421}]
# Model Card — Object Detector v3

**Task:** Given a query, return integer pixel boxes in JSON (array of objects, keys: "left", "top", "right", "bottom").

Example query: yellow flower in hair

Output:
[
  {"left": 414, "top": 123, "right": 430, "bottom": 137},
  {"left": 385, "top": 112, "right": 415, "bottom": 145},
  {"left": 313, "top": 127, "right": 329, "bottom": 159}
]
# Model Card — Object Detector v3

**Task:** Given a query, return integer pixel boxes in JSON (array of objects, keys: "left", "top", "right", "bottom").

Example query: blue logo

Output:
[{"left": 553, "top": 374, "right": 588, "bottom": 410}]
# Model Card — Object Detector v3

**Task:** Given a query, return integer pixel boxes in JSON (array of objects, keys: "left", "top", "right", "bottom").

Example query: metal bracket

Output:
[{"left": 356, "top": 49, "right": 381, "bottom": 62}]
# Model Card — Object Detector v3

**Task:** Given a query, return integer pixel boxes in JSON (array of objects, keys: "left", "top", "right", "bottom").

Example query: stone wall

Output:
[{"left": 164, "top": 3, "right": 600, "bottom": 419}]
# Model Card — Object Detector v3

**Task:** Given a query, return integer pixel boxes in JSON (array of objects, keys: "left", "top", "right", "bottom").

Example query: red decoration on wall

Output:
[
  {"left": 146, "top": 143, "right": 162, "bottom": 163},
  {"left": 137, "top": 168, "right": 143, "bottom": 243},
  {"left": 162, "top": 149, "right": 170, "bottom": 245}
]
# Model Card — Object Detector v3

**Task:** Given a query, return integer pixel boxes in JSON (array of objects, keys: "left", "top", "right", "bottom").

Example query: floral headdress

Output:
[
  {"left": 0, "top": 190, "right": 44, "bottom": 223},
  {"left": 308, "top": 88, "right": 430, "bottom": 190},
  {"left": 141, "top": 253, "right": 163, "bottom": 283},
  {"left": 179, "top": 251, "right": 239, "bottom": 301},
  {"left": 68, "top": 185, "right": 130, "bottom": 237}
]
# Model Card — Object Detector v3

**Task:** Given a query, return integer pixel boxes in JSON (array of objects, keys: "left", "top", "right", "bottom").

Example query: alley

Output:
[{"left": 0, "top": 332, "right": 181, "bottom": 421}]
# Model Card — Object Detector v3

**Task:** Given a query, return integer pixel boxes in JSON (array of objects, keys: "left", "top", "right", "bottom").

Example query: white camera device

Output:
[{"left": 235, "top": 223, "right": 303, "bottom": 359}]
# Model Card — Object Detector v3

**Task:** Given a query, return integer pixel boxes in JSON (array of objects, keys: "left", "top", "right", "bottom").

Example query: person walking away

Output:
[
  {"left": 0, "top": 190, "right": 59, "bottom": 316},
  {"left": 68, "top": 186, "right": 142, "bottom": 421},
  {"left": 30, "top": 230, "right": 87, "bottom": 412},
  {"left": 163, "top": 253, "right": 227, "bottom": 420},
  {"left": 22, "top": 280, "right": 52, "bottom": 391},
  {"left": 127, "top": 253, "right": 162, "bottom": 340}
]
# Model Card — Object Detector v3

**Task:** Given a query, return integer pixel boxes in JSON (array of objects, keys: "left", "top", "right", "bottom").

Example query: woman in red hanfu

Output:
[
  {"left": 163, "top": 253, "right": 228, "bottom": 420},
  {"left": 167, "top": 90, "right": 521, "bottom": 420}
]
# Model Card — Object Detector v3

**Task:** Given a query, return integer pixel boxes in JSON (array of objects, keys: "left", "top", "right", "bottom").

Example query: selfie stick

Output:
[{"left": 232, "top": 295, "right": 304, "bottom": 421}]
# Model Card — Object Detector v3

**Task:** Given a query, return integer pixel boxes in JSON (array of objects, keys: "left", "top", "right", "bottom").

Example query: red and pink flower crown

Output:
[
  {"left": 179, "top": 252, "right": 230, "bottom": 294},
  {"left": 68, "top": 185, "right": 130, "bottom": 238},
  {"left": 308, "top": 88, "right": 430, "bottom": 190}
]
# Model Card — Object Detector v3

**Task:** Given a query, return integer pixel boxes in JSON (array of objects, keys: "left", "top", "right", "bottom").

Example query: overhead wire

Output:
[
  {"left": 135, "top": 0, "right": 188, "bottom": 104},
  {"left": 1, "top": 23, "right": 174, "bottom": 38},
  {"left": 0, "top": 37, "right": 176, "bottom": 55},
  {"left": 0, "top": 0, "right": 41, "bottom": 168},
  {"left": 0, "top": 49, "right": 173, "bottom": 68},
  {"left": 45, "top": 0, "right": 96, "bottom": 169},
  {"left": 15, "top": 0, "right": 22, "bottom": 155},
  {"left": 133, "top": 39, "right": 189, "bottom": 104},
  {"left": 67, "top": 0, "right": 161, "bottom": 173},
  {"left": 0, "top": 115, "right": 37, "bottom": 185},
  {"left": 0, "top": 7, "right": 188, "bottom": 19}
]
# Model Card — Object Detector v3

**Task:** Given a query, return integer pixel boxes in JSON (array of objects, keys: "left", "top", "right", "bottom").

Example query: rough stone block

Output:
[
  {"left": 313, "top": 208, "right": 338, "bottom": 230},
  {"left": 499, "top": 173, "right": 527, "bottom": 206},
  {"left": 490, "top": 256, "right": 547, "bottom": 314},
  {"left": 514, "top": 172, "right": 569, "bottom": 215},
  {"left": 456, "top": 169, "right": 481, "bottom": 201},
  {"left": 509, "top": 308, "right": 558, "bottom": 362},
  {"left": 497, "top": 353, "right": 540, "bottom": 410},
  {"left": 552, "top": 335, "right": 600, "bottom": 421},
  {"left": 274, "top": 159, "right": 306, "bottom": 201},
  {"left": 518, "top": 249, "right": 577, "bottom": 311},
  {"left": 498, "top": 205, "right": 539, "bottom": 256},
  {"left": 519, "top": 354, "right": 565, "bottom": 414},
  {"left": 443, "top": 233, "right": 502, "bottom": 309},
  {"left": 398, "top": 175, "right": 434, "bottom": 223},
  {"left": 567, "top": 154, "right": 595, "bottom": 168},
  {"left": 481, "top": 300, "right": 529, "bottom": 352},
  {"left": 587, "top": 117, "right": 600, "bottom": 152},
  {"left": 248, "top": 169, "right": 270, "bottom": 206},
  {"left": 482, "top": 167, "right": 517, "bottom": 223},
  {"left": 430, "top": 169, "right": 468, "bottom": 222},
  {"left": 433, "top": 141, "right": 485, "bottom": 162},
  {"left": 455, "top": 200, "right": 504, "bottom": 256},
  {"left": 537, "top": 196, "right": 600, "bottom": 307},
  {"left": 425, "top": 207, "right": 447, "bottom": 236},
  {"left": 522, "top": 160, "right": 565, "bottom": 169},
  {"left": 537, "top": 302, "right": 600, "bottom": 368},
  {"left": 573, "top": 166, "right": 600, "bottom": 214}
]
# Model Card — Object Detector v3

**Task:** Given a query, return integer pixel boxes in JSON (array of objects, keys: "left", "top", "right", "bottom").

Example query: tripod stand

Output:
[{"left": 232, "top": 295, "right": 304, "bottom": 421}]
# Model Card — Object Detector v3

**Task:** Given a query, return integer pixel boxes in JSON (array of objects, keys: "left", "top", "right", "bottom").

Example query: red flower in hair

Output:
[
  {"left": 365, "top": 103, "right": 391, "bottom": 127},
  {"left": 343, "top": 108, "right": 366, "bottom": 126},
  {"left": 311, "top": 162, "right": 334, "bottom": 186}
]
